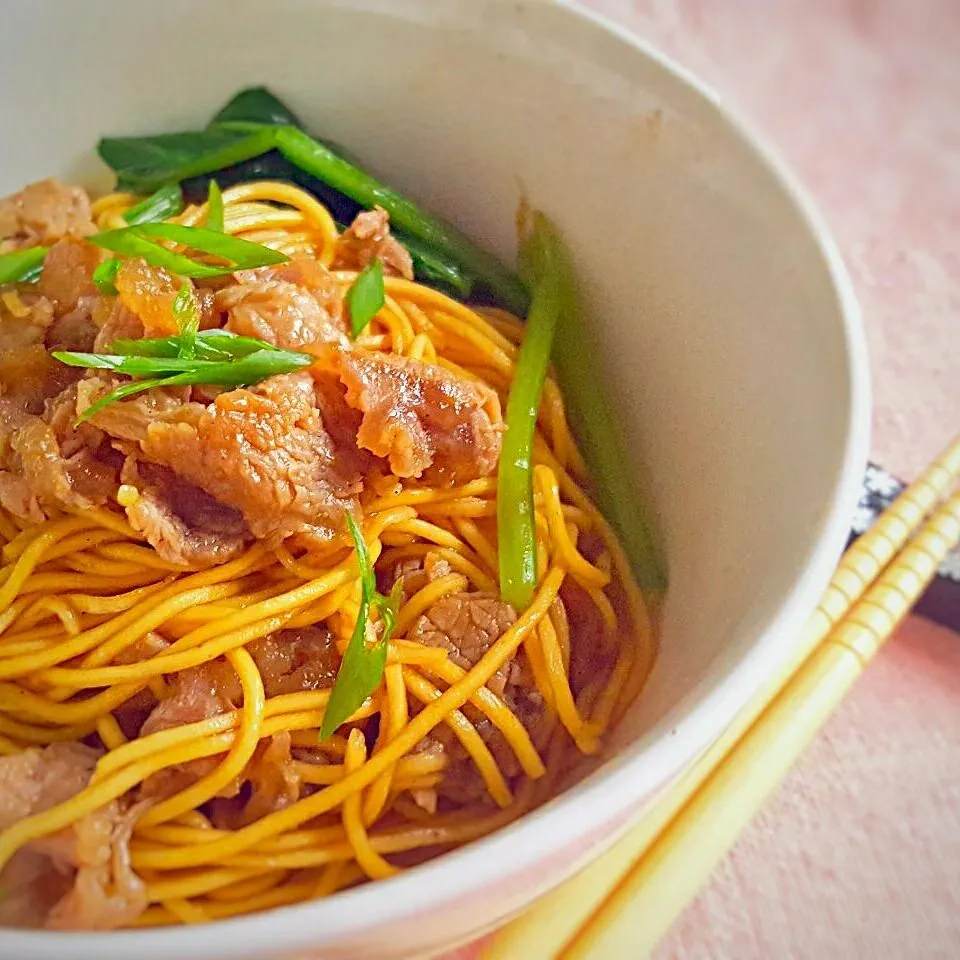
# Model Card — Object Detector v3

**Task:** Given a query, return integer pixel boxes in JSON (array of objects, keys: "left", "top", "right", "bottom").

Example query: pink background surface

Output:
[{"left": 454, "top": 1, "right": 960, "bottom": 957}]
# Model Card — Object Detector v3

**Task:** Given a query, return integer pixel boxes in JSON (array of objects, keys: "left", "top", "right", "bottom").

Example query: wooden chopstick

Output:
[{"left": 482, "top": 433, "right": 960, "bottom": 960}]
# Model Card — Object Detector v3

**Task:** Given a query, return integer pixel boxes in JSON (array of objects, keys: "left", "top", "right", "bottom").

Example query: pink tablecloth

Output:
[{"left": 457, "top": 1, "right": 960, "bottom": 957}]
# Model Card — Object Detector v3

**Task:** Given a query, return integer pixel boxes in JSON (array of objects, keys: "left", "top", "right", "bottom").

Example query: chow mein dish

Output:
[{"left": 0, "top": 88, "right": 661, "bottom": 930}]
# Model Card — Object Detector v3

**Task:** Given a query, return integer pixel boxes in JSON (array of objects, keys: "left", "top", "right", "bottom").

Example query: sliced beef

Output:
[
  {"left": 0, "top": 743, "right": 96, "bottom": 830},
  {"left": 412, "top": 591, "right": 550, "bottom": 797},
  {"left": 247, "top": 625, "right": 340, "bottom": 697},
  {"left": 310, "top": 366, "right": 379, "bottom": 480},
  {"left": 138, "top": 627, "right": 338, "bottom": 804},
  {"left": 0, "top": 179, "right": 95, "bottom": 252},
  {"left": 336, "top": 350, "right": 503, "bottom": 485},
  {"left": 381, "top": 553, "right": 452, "bottom": 605},
  {"left": 0, "top": 743, "right": 146, "bottom": 931},
  {"left": 412, "top": 592, "right": 516, "bottom": 697},
  {"left": 120, "top": 459, "right": 249, "bottom": 568},
  {"left": 37, "top": 238, "right": 101, "bottom": 319},
  {"left": 111, "top": 634, "right": 170, "bottom": 739},
  {"left": 140, "top": 662, "right": 239, "bottom": 741},
  {"left": 333, "top": 207, "right": 414, "bottom": 280},
  {"left": 0, "top": 344, "right": 75, "bottom": 417},
  {"left": 5, "top": 418, "right": 97, "bottom": 518},
  {"left": 114, "top": 259, "right": 209, "bottom": 338},
  {"left": 0, "top": 290, "right": 76, "bottom": 415},
  {"left": 78, "top": 375, "right": 203, "bottom": 444},
  {"left": 43, "top": 385, "right": 124, "bottom": 501},
  {"left": 141, "top": 371, "right": 359, "bottom": 548},
  {"left": 0, "top": 384, "right": 122, "bottom": 521},
  {"left": 218, "top": 256, "right": 347, "bottom": 350},
  {"left": 207, "top": 731, "right": 302, "bottom": 829},
  {"left": 138, "top": 662, "right": 240, "bottom": 802},
  {"left": 92, "top": 299, "right": 144, "bottom": 352}
]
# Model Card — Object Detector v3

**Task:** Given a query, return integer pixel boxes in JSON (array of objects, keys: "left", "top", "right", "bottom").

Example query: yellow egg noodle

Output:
[{"left": 0, "top": 183, "right": 654, "bottom": 925}]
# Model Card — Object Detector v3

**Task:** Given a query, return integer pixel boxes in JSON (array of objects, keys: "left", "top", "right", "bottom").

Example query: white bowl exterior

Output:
[{"left": 0, "top": 1, "right": 869, "bottom": 958}]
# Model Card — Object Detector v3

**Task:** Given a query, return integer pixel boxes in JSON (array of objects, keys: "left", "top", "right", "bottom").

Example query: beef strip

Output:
[
  {"left": 0, "top": 179, "right": 95, "bottom": 252},
  {"left": 120, "top": 459, "right": 250, "bottom": 568},
  {"left": 141, "top": 372, "right": 360, "bottom": 548},
  {"left": 0, "top": 743, "right": 146, "bottom": 931},
  {"left": 332, "top": 207, "right": 414, "bottom": 280},
  {"left": 336, "top": 349, "right": 503, "bottom": 485},
  {"left": 219, "top": 256, "right": 347, "bottom": 351}
]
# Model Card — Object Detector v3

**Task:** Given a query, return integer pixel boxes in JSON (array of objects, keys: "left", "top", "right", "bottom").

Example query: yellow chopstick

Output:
[
  {"left": 563, "top": 482, "right": 960, "bottom": 959},
  {"left": 483, "top": 433, "right": 960, "bottom": 960}
]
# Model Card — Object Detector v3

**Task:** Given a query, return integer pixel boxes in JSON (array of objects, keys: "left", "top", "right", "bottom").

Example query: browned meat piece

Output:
[
  {"left": 311, "top": 366, "right": 380, "bottom": 480},
  {"left": 0, "top": 179, "right": 95, "bottom": 251},
  {"left": 0, "top": 384, "right": 123, "bottom": 521},
  {"left": 120, "top": 459, "right": 249, "bottom": 568},
  {"left": 92, "top": 299, "right": 144, "bottom": 351},
  {"left": 240, "top": 732, "right": 301, "bottom": 821},
  {"left": 0, "top": 344, "right": 76, "bottom": 416},
  {"left": 218, "top": 256, "right": 346, "bottom": 350},
  {"left": 45, "top": 310, "right": 97, "bottom": 353},
  {"left": 114, "top": 259, "right": 213, "bottom": 337},
  {"left": 139, "top": 627, "right": 338, "bottom": 803},
  {"left": 141, "top": 663, "right": 239, "bottom": 741},
  {"left": 77, "top": 375, "right": 203, "bottom": 444},
  {"left": 247, "top": 625, "right": 340, "bottom": 697},
  {"left": 0, "top": 289, "right": 76, "bottom": 414},
  {"left": 0, "top": 743, "right": 146, "bottom": 931},
  {"left": 333, "top": 207, "right": 414, "bottom": 280},
  {"left": 6, "top": 418, "right": 95, "bottom": 518},
  {"left": 37, "top": 238, "right": 101, "bottom": 319},
  {"left": 411, "top": 591, "right": 551, "bottom": 796},
  {"left": 111, "top": 634, "right": 169, "bottom": 739},
  {"left": 44, "top": 385, "right": 124, "bottom": 500},
  {"left": 138, "top": 662, "right": 240, "bottom": 802},
  {"left": 142, "top": 372, "right": 359, "bottom": 548},
  {"left": 208, "top": 732, "right": 302, "bottom": 829},
  {"left": 0, "top": 743, "right": 97, "bottom": 831},
  {"left": 381, "top": 553, "right": 453, "bottom": 604},
  {"left": 412, "top": 592, "right": 516, "bottom": 697},
  {"left": 336, "top": 350, "right": 502, "bottom": 484}
]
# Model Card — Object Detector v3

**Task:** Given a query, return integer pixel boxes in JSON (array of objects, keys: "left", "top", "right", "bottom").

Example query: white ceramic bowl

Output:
[{"left": 0, "top": 1, "right": 869, "bottom": 957}]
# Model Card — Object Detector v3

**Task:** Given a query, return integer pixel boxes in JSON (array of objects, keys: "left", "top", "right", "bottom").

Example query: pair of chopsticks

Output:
[{"left": 482, "top": 433, "right": 960, "bottom": 959}]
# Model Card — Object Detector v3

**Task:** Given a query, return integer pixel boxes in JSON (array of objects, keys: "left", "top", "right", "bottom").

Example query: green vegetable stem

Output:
[
  {"left": 497, "top": 211, "right": 567, "bottom": 610},
  {"left": 97, "top": 86, "right": 523, "bottom": 310}
]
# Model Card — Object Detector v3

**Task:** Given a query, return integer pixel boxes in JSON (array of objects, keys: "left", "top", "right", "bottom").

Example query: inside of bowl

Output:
[{"left": 0, "top": 0, "right": 858, "bottom": 781}]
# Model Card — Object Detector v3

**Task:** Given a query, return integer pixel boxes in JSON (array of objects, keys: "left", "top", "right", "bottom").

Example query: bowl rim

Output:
[{"left": 1, "top": 1, "right": 871, "bottom": 956}]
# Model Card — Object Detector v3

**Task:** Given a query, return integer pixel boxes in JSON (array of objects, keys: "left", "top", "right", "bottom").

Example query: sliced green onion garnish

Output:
[
  {"left": 205, "top": 180, "right": 224, "bottom": 232},
  {"left": 0, "top": 246, "right": 50, "bottom": 285},
  {"left": 320, "top": 514, "right": 402, "bottom": 739},
  {"left": 90, "top": 222, "right": 288, "bottom": 278},
  {"left": 345, "top": 258, "right": 384, "bottom": 337},
  {"left": 93, "top": 258, "right": 122, "bottom": 295},
  {"left": 123, "top": 183, "right": 185, "bottom": 226}
]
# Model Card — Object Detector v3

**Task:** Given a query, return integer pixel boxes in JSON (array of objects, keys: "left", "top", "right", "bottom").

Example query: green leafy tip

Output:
[
  {"left": 206, "top": 180, "right": 224, "bottom": 232},
  {"left": 345, "top": 258, "right": 385, "bottom": 337},
  {"left": 320, "top": 514, "right": 401, "bottom": 739}
]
